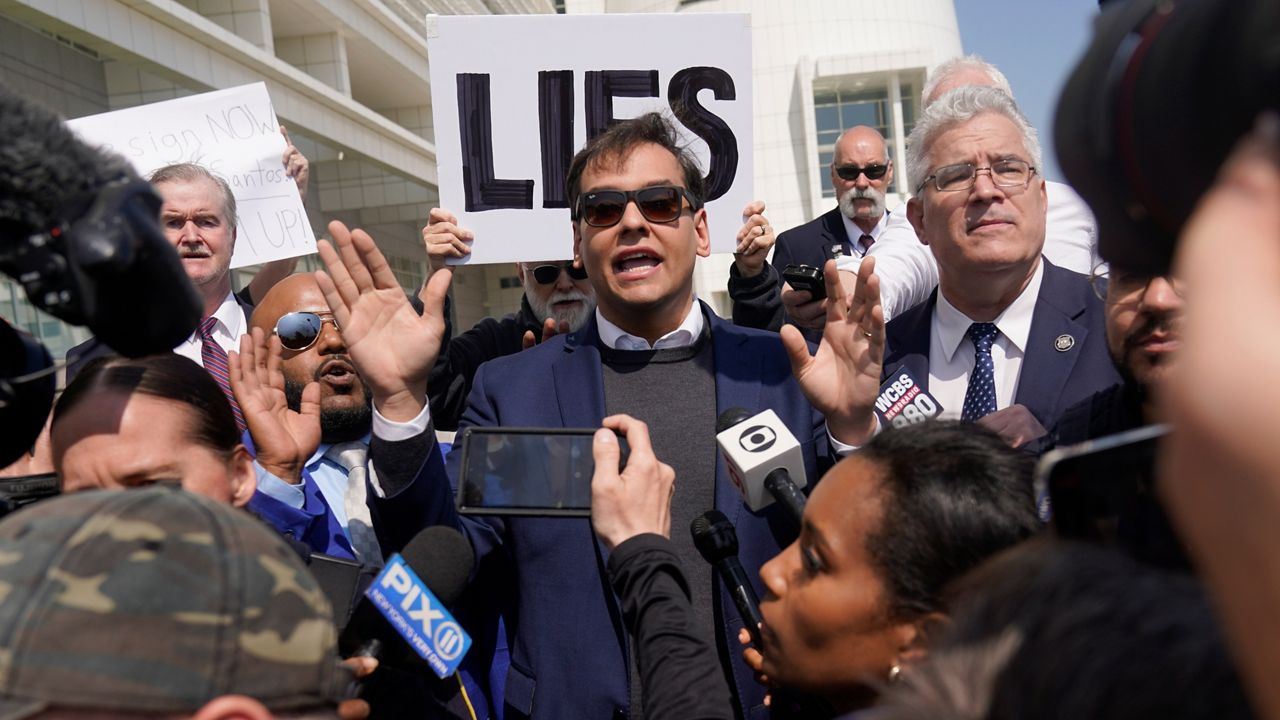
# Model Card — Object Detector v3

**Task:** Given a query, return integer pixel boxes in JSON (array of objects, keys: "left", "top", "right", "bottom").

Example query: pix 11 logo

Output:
[{"left": 366, "top": 555, "right": 472, "bottom": 677}]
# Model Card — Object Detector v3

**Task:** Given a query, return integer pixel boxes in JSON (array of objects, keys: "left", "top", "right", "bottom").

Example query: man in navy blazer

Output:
[
  {"left": 845, "top": 85, "right": 1120, "bottom": 447},
  {"left": 389, "top": 113, "right": 885, "bottom": 720}
]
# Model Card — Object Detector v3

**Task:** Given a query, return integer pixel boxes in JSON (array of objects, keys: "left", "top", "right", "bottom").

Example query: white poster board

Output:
[
  {"left": 426, "top": 13, "right": 753, "bottom": 264},
  {"left": 68, "top": 82, "right": 316, "bottom": 269}
]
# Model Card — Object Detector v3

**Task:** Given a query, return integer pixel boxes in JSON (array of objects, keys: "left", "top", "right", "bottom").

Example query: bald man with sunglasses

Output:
[
  {"left": 421, "top": 209, "right": 597, "bottom": 430},
  {"left": 239, "top": 270, "right": 443, "bottom": 561}
]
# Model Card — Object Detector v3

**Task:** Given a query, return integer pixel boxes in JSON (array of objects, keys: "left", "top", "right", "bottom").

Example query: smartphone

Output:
[
  {"left": 456, "top": 427, "right": 628, "bottom": 517},
  {"left": 782, "top": 264, "right": 827, "bottom": 301},
  {"left": 1037, "top": 424, "right": 1188, "bottom": 570}
]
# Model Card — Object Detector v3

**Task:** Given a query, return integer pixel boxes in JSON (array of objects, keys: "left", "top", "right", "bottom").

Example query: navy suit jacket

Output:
[
  {"left": 417, "top": 305, "right": 828, "bottom": 720},
  {"left": 882, "top": 259, "right": 1123, "bottom": 428},
  {"left": 246, "top": 424, "right": 449, "bottom": 561},
  {"left": 773, "top": 207, "right": 853, "bottom": 271}
]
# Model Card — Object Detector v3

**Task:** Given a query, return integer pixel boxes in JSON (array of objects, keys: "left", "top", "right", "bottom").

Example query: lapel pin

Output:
[{"left": 1054, "top": 334, "right": 1075, "bottom": 352}]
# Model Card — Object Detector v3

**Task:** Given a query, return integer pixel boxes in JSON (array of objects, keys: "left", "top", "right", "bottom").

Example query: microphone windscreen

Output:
[
  {"left": 691, "top": 509, "right": 738, "bottom": 564},
  {"left": 0, "top": 85, "right": 137, "bottom": 233},
  {"left": 398, "top": 526, "right": 474, "bottom": 609},
  {"left": 716, "top": 407, "right": 753, "bottom": 434}
]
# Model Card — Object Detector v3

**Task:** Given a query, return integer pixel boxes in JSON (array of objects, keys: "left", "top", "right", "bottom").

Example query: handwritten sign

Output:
[
  {"left": 68, "top": 82, "right": 316, "bottom": 268},
  {"left": 426, "top": 13, "right": 754, "bottom": 264}
]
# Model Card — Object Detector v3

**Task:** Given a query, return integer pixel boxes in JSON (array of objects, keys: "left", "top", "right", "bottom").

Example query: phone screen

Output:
[
  {"left": 457, "top": 428, "right": 599, "bottom": 517},
  {"left": 1037, "top": 424, "right": 1188, "bottom": 570}
]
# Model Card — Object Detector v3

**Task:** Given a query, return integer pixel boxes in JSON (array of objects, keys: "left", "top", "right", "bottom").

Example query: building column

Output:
[
  {"left": 888, "top": 71, "right": 909, "bottom": 198},
  {"left": 181, "top": 0, "right": 274, "bottom": 53},
  {"left": 274, "top": 33, "right": 351, "bottom": 96}
]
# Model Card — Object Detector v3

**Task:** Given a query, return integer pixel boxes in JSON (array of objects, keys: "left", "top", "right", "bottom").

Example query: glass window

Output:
[{"left": 814, "top": 80, "right": 922, "bottom": 198}]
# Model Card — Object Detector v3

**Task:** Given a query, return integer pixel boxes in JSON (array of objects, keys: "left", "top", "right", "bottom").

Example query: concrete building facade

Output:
[{"left": 1, "top": 0, "right": 960, "bottom": 360}]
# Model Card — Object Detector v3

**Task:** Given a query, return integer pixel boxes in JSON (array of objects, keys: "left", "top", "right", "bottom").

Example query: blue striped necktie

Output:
[{"left": 199, "top": 317, "right": 246, "bottom": 433}]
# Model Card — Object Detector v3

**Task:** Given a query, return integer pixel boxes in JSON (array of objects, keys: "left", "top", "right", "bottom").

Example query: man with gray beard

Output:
[
  {"left": 422, "top": 208, "right": 597, "bottom": 430},
  {"left": 767, "top": 125, "right": 921, "bottom": 340}
]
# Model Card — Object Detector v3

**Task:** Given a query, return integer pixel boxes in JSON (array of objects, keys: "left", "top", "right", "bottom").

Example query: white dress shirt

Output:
[
  {"left": 838, "top": 212, "right": 889, "bottom": 259},
  {"left": 928, "top": 260, "right": 1044, "bottom": 419},
  {"left": 596, "top": 300, "right": 704, "bottom": 350},
  {"left": 173, "top": 291, "right": 246, "bottom": 367},
  {"left": 835, "top": 180, "right": 1097, "bottom": 322}
]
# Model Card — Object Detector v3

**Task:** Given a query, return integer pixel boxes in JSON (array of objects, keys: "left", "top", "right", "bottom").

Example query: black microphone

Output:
[
  {"left": 339, "top": 526, "right": 475, "bottom": 674},
  {"left": 716, "top": 407, "right": 807, "bottom": 531},
  {"left": 0, "top": 83, "right": 200, "bottom": 356},
  {"left": 692, "top": 509, "right": 764, "bottom": 647}
]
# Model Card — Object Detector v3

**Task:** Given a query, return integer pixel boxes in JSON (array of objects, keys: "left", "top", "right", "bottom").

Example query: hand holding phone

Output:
[
  {"left": 457, "top": 427, "right": 629, "bottom": 517},
  {"left": 590, "top": 415, "right": 675, "bottom": 551},
  {"left": 782, "top": 264, "right": 827, "bottom": 301}
]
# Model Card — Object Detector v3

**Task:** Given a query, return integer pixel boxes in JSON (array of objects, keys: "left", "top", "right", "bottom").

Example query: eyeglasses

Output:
[
  {"left": 915, "top": 160, "right": 1036, "bottom": 194},
  {"left": 530, "top": 262, "right": 589, "bottom": 285},
  {"left": 574, "top": 186, "right": 701, "bottom": 228},
  {"left": 1089, "top": 265, "right": 1185, "bottom": 305},
  {"left": 274, "top": 311, "right": 340, "bottom": 351},
  {"left": 833, "top": 163, "right": 890, "bottom": 181}
]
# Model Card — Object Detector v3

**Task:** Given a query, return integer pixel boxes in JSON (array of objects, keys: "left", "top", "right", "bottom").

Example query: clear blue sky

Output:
[{"left": 954, "top": 0, "right": 1101, "bottom": 182}]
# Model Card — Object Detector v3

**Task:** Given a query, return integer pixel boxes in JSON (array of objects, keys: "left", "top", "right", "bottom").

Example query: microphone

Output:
[
  {"left": 716, "top": 407, "right": 807, "bottom": 528},
  {"left": 692, "top": 510, "right": 764, "bottom": 647},
  {"left": 0, "top": 84, "right": 200, "bottom": 356},
  {"left": 339, "top": 526, "right": 475, "bottom": 678}
]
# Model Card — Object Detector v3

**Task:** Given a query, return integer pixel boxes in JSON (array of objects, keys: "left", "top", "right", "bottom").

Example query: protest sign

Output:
[
  {"left": 68, "top": 82, "right": 316, "bottom": 268},
  {"left": 426, "top": 13, "right": 753, "bottom": 264}
]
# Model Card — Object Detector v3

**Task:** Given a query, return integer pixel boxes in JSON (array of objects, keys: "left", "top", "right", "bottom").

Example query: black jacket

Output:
[{"left": 427, "top": 294, "right": 543, "bottom": 431}]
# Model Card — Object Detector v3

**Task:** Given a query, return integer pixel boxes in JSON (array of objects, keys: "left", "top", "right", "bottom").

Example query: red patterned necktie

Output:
[
  {"left": 859, "top": 233, "right": 875, "bottom": 253},
  {"left": 199, "top": 317, "right": 246, "bottom": 433}
]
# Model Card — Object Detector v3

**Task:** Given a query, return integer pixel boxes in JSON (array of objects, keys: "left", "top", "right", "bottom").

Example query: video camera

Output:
[
  {"left": 1056, "top": 0, "right": 1279, "bottom": 275},
  {"left": 0, "top": 84, "right": 202, "bottom": 467}
]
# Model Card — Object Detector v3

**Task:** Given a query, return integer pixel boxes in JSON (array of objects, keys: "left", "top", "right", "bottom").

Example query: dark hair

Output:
[
  {"left": 149, "top": 162, "right": 238, "bottom": 233},
  {"left": 859, "top": 421, "right": 1040, "bottom": 619},
  {"left": 54, "top": 354, "right": 240, "bottom": 455},
  {"left": 565, "top": 112, "right": 706, "bottom": 219},
  {"left": 877, "top": 540, "right": 1251, "bottom": 720}
]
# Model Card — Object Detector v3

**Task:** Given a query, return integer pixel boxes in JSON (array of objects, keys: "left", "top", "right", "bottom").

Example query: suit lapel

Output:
[
  {"left": 551, "top": 319, "right": 608, "bottom": 428},
  {"left": 883, "top": 291, "right": 937, "bottom": 394},
  {"left": 708, "top": 311, "right": 760, "bottom": 530},
  {"left": 1015, "top": 262, "right": 1090, "bottom": 424},
  {"left": 820, "top": 208, "right": 851, "bottom": 259}
]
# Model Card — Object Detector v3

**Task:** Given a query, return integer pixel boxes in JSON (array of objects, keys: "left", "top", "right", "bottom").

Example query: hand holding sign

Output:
[
  {"left": 422, "top": 207, "right": 475, "bottom": 273},
  {"left": 281, "top": 124, "right": 310, "bottom": 200}
]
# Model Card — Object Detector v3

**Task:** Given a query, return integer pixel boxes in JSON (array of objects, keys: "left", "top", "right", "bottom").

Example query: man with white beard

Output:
[
  {"left": 422, "top": 208, "right": 597, "bottom": 430},
  {"left": 767, "top": 125, "right": 921, "bottom": 340}
]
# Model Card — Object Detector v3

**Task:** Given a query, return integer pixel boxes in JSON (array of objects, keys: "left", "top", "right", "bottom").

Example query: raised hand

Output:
[
  {"left": 422, "top": 207, "right": 474, "bottom": 273},
  {"left": 522, "top": 317, "right": 571, "bottom": 351},
  {"left": 782, "top": 257, "right": 885, "bottom": 445},
  {"left": 734, "top": 200, "right": 774, "bottom": 278},
  {"left": 590, "top": 414, "right": 676, "bottom": 552},
  {"left": 280, "top": 125, "right": 310, "bottom": 200},
  {"left": 228, "top": 327, "right": 321, "bottom": 483},
  {"left": 315, "top": 220, "right": 452, "bottom": 422}
]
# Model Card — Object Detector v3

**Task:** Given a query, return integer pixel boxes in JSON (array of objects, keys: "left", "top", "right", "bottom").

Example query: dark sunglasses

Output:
[
  {"left": 834, "top": 163, "right": 890, "bottom": 181},
  {"left": 530, "top": 262, "right": 589, "bottom": 285},
  {"left": 274, "top": 311, "right": 339, "bottom": 351},
  {"left": 574, "top": 186, "right": 701, "bottom": 228}
]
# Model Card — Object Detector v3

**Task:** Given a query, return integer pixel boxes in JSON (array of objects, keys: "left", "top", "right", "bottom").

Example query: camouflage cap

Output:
[{"left": 0, "top": 486, "right": 350, "bottom": 719}]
